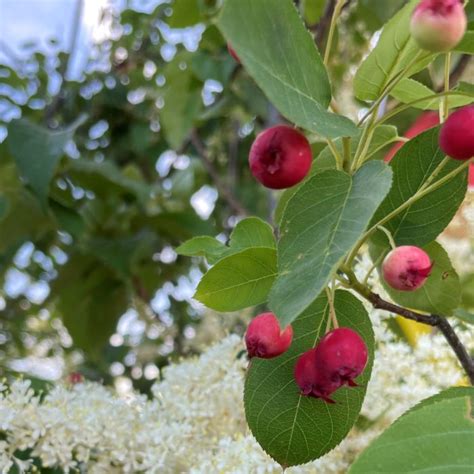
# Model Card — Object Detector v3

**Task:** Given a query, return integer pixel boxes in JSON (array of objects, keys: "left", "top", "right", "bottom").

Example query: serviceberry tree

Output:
[{"left": 178, "top": 0, "right": 474, "bottom": 469}]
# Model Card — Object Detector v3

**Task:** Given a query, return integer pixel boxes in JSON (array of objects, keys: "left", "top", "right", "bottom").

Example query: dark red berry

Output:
[
  {"left": 439, "top": 105, "right": 474, "bottom": 160},
  {"left": 245, "top": 312, "right": 293, "bottom": 359},
  {"left": 294, "top": 348, "right": 339, "bottom": 403},
  {"left": 314, "top": 328, "right": 368, "bottom": 388},
  {"left": 249, "top": 125, "right": 312, "bottom": 189}
]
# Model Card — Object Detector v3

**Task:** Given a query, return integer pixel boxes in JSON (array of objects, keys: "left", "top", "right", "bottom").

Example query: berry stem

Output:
[
  {"left": 441, "top": 52, "right": 451, "bottom": 123},
  {"left": 376, "top": 225, "right": 396, "bottom": 249},
  {"left": 342, "top": 136, "right": 352, "bottom": 172},
  {"left": 325, "top": 286, "right": 339, "bottom": 329},
  {"left": 339, "top": 267, "right": 474, "bottom": 385},
  {"left": 323, "top": 0, "right": 345, "bottom": 66},
  {"left": 327, "top": 138, "right": 344, "bottom": 170}
]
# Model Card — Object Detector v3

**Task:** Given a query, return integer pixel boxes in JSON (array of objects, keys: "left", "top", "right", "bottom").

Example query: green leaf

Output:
[
  {"left": 176, "top": 236, "right": 228, "bottom": 265},
  {"left": 6, "top": 116, "right": 85, "bottom": 204},
  {"left": 67, "top": 159, "right": 151, "bottom": 203},
  {"left": 0, "top": 195, "right": 9, "bottom": 221},
  {"left": 349, "top": 388, "right": 474, "bottom": 473},
  {"left": 371, "top": 241, "right": 461, "bottom": 315},
  {"left": 160, "top": 54, "right": 202, "bottom": 149},
  {"left": 51, "top": 254, "right": 129, "bottom": 356},
  {"left": 301, "top": 0, "right": 325, "bottom": 25},
  {"left": 194, "top": 247, "right": 277, "bottom": 312},
  {"left": 177, "top": 217, "right": 275, "bottom": 264},
  {"left": 454, "top": 31, "right": 474, "bottom": 53},
  {"left": 270, "top": 161, "right": 392, "bottom": 326},
  {"left": 245, "top": 290, "right": 374, "bottom": 467},
  {"left": 391, "top": 78, "right": 474, "bottom": 110},
  {"left": 168, "top": 0, "right": 201, "bottom": 27},
  {"left": 218, "top": 0, "right": 358, "bottom": 138},
  {"left": 453, "top": 308, "right": 474, "bottom": 325},
  {"left": 229, "top": 217, "right": 275, "bottom": 249},
  {"left": 370, "top": 127, "right": 468, "bottom": 247},
  {"left": 354, "top": 0, "right": 434, "bottom": 101}
]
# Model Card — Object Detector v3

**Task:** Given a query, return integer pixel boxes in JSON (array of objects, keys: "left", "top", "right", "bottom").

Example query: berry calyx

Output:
[
  {"left": 249, "top": 125, "right": 312, "bottom": 189},
  {"left": 410, "top": 0, "right": 467, "bottom": 52},
  {"left": 227, "top": 43, "right": 240, "bottom": 63},
  {"left": 314, "top": 328, "right": 368, "bottom": 388},
  {"left": 382, "top": 246, "right": 433, "bottom": 291},
  {"left": 294, "top": 348, "right": 339, "bottom": 403},
  {"left": 245, "top": 312, "right": 293, "bottom": 359},
  {"left": 439, "top": 105, "right": 474, "bottom": 161}
]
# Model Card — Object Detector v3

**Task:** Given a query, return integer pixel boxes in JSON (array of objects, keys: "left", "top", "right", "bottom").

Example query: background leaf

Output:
[
  {"left": 370, "top": 126, "right": 468, "bottom": 247},
  {"left": 51, "top": 254, "right": 130, "bottom": 357},
  {"left": 349, "top": 387, "right": 474, "bottom": 473},
  {"left": 194, "top": 247, "right": 277, "bottom": 311},
  {"left": 7, "top": 116, "right": 85, "bottom": 204},
  {"left": 270, "top": 161, "right": 392, "bottom": 326},
  {"left": 245, "top": 290, "right": 375, "bottom": 467},
  {"left": 218, "top": 0, "right": 358, "bottom": 138}
]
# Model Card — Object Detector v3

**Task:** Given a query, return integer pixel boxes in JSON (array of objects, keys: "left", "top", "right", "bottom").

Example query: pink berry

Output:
[
  {"left": 245, "top": 312, "right": 293, "bottom": 359},
  {"left": 439, "top": 105, "right": 474, "bottom": 161},
  {"left": 294, "top": 348, "right": 339, "bottom": 404},
  {"left": 314, "top": 328, "right": 368, "bottom": 388},
  {"left": 410, "top": 0, "right": 467, "bottom": 52},
  {"left": 227, "top": 43, "right": 240, "bottom": 63},
  {"left": 249, "top": 125, "right": 312, "bottom": 189},
  {"left": 382, "top": 246, "right": 433, "bottom": 291}
]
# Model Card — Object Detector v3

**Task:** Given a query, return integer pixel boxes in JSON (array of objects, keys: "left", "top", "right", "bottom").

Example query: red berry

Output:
[
  {"left": 314, "top": 328, "right": 368, "bottom": 388},
  {"left": 410, "top": 0, "right": 467, "bottom": 52},
  {"left": 439, "top": 105, "right": 474, "bottom": 161},
  {"left": 245, "top": 312, "right": 293, "bottom": 359},
  {"left": 67, "top": 372, "right": 84, "bottom": 385},
  {"left": 249, "top": 125, "right": 312, "bottom": 189},
  {"left": 227, "top": 43, "right": 240, "bottom": 63},
  {"left": 382, "top": 246, "right": 433, "bottom": 291},
  {"left": 294, "top": 348, "right": 339, "bottom": 403}
]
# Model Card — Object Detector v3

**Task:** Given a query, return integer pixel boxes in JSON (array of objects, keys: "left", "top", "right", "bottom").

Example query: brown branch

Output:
[
  {"left": 343, "top": 270, "right": 474, "bottom": 384},
  {"left": 190, "top": 129, "right": 249, "bottom": 217}
]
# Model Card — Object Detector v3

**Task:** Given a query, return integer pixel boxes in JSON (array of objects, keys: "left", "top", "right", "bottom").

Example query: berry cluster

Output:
[{"left": 236, "top": 0, "right": 472, "bottom": 408}]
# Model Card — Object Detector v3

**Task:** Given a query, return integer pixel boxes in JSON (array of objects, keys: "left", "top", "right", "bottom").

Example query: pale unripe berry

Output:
[
  {"left": 314, "top": 328, "right": 368, "bottom": 388},
  {"left": 245, "top": 312, "right": 293, "bottom": 359},
  {"left": 382, "top": 246, "right": 433, "bottom": 291},
  {"left": 439, "top": 105, "right": 474, "bottom": 160},
  {"left": 249, "top": 125, "right": 312, "bottom": 189},
  {"left": 294, "top": 348, "right": 340, "bottom": 404},
  {"left": 410, "top": 0, "right": 467, "bottom": 52}
]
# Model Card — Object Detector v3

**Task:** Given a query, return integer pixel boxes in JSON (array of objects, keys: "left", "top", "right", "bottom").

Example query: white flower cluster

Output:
[{"left": 1, "top": 309, "right": 471, "bottom": 474}]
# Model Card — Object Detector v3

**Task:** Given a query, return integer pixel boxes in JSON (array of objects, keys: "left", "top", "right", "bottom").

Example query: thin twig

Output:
[
  {"left": 341, "top": 269, "right": 474, "bottom": 385},
  {"left": 190, "top": 130, "right": 249, "bottom": 216}
]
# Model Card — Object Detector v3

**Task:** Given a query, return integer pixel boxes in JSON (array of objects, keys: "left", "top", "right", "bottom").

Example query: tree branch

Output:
[
  {"left": 190, "top": 129, "right": 249, "bottom": 217},
  {"left": 342, "top": 270, "right": 474, "bottom": 385}
]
